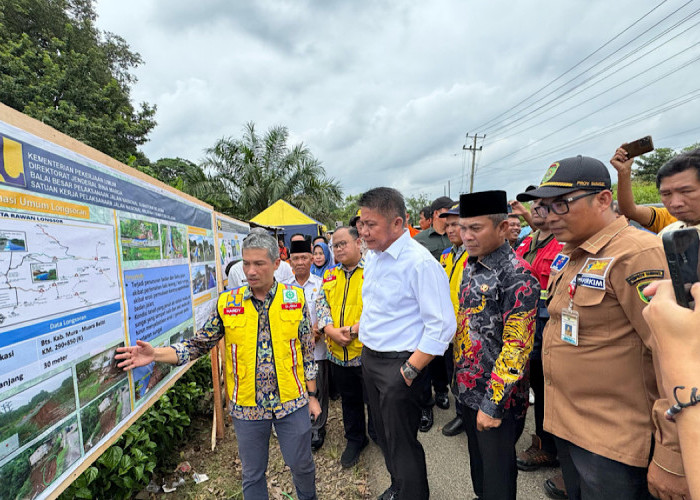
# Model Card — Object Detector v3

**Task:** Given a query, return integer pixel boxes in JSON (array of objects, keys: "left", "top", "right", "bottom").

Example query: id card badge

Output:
[{"left": 561, "top": 308, "right": 579, "bottom": 346}]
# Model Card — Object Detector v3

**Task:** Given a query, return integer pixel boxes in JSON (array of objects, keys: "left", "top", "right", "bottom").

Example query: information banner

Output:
[
  {"left": 0, "top": 110, "right": 218, "bottom": 500},
  {"left": 215, "top": 214, "right": 249, "bottom": 290}
]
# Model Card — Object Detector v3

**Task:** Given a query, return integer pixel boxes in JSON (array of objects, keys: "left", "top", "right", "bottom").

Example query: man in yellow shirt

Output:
[{"left": 610, "top": 146, "right": 700, "bottom": 234}]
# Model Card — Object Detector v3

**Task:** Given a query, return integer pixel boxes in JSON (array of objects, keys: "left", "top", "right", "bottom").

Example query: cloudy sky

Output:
[{"left": 95, "top": 0, "right": 700, "bottom": 202}]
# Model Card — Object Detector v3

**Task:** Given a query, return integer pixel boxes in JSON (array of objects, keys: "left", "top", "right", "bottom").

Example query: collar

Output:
[
  {"left": 531, "top": 230, "right": 555, "bottom": 249},
  {"left": 468, "top": 241, "right": 512, "bottom": 271},
  {"left": 453, "top": 244, "right": 466, "bottom": 259},
  {"left": 563, "top": 216, "right": 627, "bottom": 255},
  {"left": 383, "top": 229, "right": 411, "bottom": 260},
  {"left": 243, "top": 280, "right": 278, "bottom": 301},
  {"left": 427, "top": 227, "right": 447, "bottom": 238},
  {"left": 338, "top": 257, "right": 365, "bottom": 272}
]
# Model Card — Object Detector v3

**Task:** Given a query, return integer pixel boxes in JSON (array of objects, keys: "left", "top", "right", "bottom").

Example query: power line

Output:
[
  {"left": 472, "top": 0, "right": 674, "bottom": 132},
  {"left": 486, "top": 3, "right": 699, "bottom": 136},
  {"left": 488, "top": 19, "right": 700, "bottom": 142},
  {"left": 490, "top": 41, "right": 700, "bottom": 145},
  {"left": 476, "top": 54, "right": 700, "bottom": 172},
  {"left": 474, "top": 89, "right": 700, "bottom": 178}
]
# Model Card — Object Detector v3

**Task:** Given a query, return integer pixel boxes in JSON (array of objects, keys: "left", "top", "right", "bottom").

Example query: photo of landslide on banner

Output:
[
  {"left": 215, "top": 214, "right": 249, "bottom": 290},
  {"left": 0, "top": 104, "right": 217, "bottom": 500}
]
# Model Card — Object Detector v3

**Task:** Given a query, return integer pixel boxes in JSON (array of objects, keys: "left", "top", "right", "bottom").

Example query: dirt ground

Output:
[{"left": 142, "top": 399, "right": 370, "bottom": 500}]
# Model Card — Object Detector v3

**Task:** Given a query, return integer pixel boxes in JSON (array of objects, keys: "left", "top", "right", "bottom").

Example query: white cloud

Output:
[{"left": 95, "top": 0, "right": 700, "bottom": 202}]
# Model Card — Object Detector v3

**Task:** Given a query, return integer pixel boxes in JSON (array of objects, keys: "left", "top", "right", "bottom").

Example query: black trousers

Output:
[
  {"left": 330, "top": 363, "right": 373, "bottom": 445},
  {"left": 555, "top": 437, "right": 651, "bottom": 500},
  {"left": 444, "top": 343, "right": 462, "bottom": 418},
  {"left": 529, "top": 358, "right": 556, "bottom": 454},
  {"left": 462, "top": 405, "right": 518, "bottom": 500},
  {"left": 362, "top": 349, "right": 429, "bottom": 500},
  {"left": 420, "top": 353, "right": 449, "bottom": 410},
  {"left": 311, "top": 360, "right": 329, "bottom": 431}
]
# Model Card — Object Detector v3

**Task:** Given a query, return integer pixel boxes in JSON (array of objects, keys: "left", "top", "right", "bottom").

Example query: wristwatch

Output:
[
  {"left": 401, "top": 361, "right": 420, "bottom": 380},
  {"left": 308, "top": 390, "right": 318, "bottom": 398}
]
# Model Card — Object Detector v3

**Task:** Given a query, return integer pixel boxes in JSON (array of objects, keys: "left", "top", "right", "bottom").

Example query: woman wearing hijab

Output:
[{"left": 311, "top": 241, "right": 332, "bottom": 278}]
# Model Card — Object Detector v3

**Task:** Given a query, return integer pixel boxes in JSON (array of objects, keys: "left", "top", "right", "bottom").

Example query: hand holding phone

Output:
[
  {"left": 662, "top": 228, "right": 700, "bottom": 308},
  {"left": 622, "top": 136, "right": 654, "bottom": 159}
]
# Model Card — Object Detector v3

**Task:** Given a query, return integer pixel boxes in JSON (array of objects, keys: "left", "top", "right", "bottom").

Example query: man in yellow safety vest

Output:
[
  {"left": 316, "top": 225, "right": 373, "bottom": 468},
  {"left": 116, "top": 229, "right": 321, "bottom": 500}
]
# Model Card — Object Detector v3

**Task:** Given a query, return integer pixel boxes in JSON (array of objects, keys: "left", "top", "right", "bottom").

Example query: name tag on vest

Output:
[
  {"left": 281, "top": 302, "right": 302, "bottom": 310},
  {"left": 223, "top": 306, "right": 244, "bottom": 315}
]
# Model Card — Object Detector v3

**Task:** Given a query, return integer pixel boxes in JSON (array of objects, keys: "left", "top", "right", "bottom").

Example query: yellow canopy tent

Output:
[{"left": 250, "top": 200, "right": 326, "bottom": 247}]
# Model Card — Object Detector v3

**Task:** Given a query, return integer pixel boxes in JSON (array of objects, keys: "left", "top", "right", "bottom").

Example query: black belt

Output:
[{"left": 363, "top": 346, "right": 412, "bottom": 359}]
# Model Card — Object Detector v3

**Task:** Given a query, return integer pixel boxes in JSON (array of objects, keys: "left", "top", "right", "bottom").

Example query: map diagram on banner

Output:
[{"left": 0, "top": 216, "right": 120, "bottom": 329}]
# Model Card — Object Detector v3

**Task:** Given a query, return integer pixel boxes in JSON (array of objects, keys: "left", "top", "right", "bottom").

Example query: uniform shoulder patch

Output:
[
  {"left": 551, "top": 253, "right": 570, "bottom": 272},
  {"left": 626, "top": 269, "right": 664, "bottom": 286}
]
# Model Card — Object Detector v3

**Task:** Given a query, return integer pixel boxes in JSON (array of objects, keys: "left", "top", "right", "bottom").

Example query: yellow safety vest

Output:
[
  {"left": 442, "top": 248, "right": 468, "bottom": 319},
  {"left": 322, "top": 265, "right": 363, "bottom": 362},
  {"left": 218, "top": 283, "right": 306, "bottom": 407}
]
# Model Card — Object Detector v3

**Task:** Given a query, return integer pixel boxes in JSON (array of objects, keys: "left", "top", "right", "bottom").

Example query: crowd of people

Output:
[{"left": 116, "top": 143, "right": 700, "bottom": 500}]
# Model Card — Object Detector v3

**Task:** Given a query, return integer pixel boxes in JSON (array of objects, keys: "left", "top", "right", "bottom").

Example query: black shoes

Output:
[
  {"left": 441, "top": 416, "right": 463, "bottom": 436},
  {"left": 340, "top": 437, "right": 369, "bottom": 468},
  {"left": 377, "top": 485, "right": 398, "bottom": 500},
  {"left": 311, "top": 428, "right": 325, "bottom": 452},
  {"left": 544, "top": 473, "right": 568, "bottom": 499},
  {"left": 435, "top": 392, "right": 450, "bottom": 410},
  {"left": 419, "top": 407, "right": 433, "bottom": 432}
]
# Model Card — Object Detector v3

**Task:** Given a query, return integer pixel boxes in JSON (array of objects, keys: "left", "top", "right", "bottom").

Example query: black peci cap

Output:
[
  {"left": 290, "top": 239, "right": 312, "bottom": 254},
  {"left": 516, "top": 155, "right": 611, "bottom": 201},
  {"left": 459, "top": 190, "right": 508, "bottom": 218}
]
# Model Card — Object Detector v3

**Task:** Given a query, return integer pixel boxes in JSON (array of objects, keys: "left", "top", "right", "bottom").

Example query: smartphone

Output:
[
  {"left": 622, "top": 136, "right": 654, "bottom": 159},
  {"left": 662, "top": 228, "right": 700, "bottom": 308}
]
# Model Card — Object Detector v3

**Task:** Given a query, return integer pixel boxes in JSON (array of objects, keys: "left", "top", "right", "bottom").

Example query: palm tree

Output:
[
  {"left": 141, "top": 158, "right": 233, "bottom": 213},
  {"left": 203, "top": 122, "right": 342, "bottom": 221}
]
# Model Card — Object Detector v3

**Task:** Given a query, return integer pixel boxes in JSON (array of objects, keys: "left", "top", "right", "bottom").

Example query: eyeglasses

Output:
[
  {"left": 331, "top": 240, "right": 349, "bottom": 251},
  {"left": 533, "top": 191, "right": 600, "bottom": 217}
]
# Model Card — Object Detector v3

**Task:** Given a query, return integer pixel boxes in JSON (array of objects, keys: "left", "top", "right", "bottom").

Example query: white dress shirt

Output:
[
  {"left": 226, "top": 260, "right": 294, "bottom": 290},
  {"left": 283, "top": 273, "right": 326, "bottom": 361},
  {"left": 359, "top": 230, "right": 456, "bottom": 355}
]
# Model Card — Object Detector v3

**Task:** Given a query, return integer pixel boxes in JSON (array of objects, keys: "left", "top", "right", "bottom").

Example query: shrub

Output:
[{"left": 60, "top": 354, "right": 212, "bottom": 499}]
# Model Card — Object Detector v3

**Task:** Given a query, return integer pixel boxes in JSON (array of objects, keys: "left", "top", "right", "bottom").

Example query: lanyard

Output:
[{"left": 568, "top": 274, "right": 581, "bottom": 310}]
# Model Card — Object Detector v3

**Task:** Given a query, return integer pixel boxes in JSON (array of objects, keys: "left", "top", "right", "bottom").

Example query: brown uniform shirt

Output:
[{"left": 542, "top": 216, "right": 682, "bottom": 473}]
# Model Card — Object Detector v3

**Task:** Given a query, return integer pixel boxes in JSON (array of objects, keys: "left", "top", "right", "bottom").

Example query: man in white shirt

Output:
[
  {"left": 227, "top": 229, "right": 294, "bottom": 290},
  {"left": 357, "top": 187, "right": 456, "bottom": 500},
  {"left": 283, "top": 237, "right": 327, "bottom": 451}
]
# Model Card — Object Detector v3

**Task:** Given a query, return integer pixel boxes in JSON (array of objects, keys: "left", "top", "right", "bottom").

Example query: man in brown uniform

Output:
[{"left": 517, "top": 156, "right": 688, "bottom": 500}]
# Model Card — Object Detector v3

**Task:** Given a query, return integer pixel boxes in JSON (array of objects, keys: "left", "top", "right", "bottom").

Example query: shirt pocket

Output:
[
  {"left": 224, "top": 312, "right": 248, "bottom": 345},
  {"left": 571, "top": 286, "right": 609, "bottom": 340},
  {"left": 278, "top": 308, "right": 303, "bottom": 340}
]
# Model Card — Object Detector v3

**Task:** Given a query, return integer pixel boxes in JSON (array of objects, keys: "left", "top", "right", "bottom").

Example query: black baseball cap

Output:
[
  {"left": 431, "top": 196, "right": 454, "bottom": 213},
  {"left": 516, "top": 155, "right": 611, "bottom": 201},
  {"left": 438, "top": 202, "right": 460, "bottom": 218}
]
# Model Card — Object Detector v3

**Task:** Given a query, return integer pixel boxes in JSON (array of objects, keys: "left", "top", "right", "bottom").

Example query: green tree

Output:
[
  {"left": 612, "top": 181, "right": 660, "bottom": 205},
  {"left": 203, "top": 122, "right": 343, "bottom": 221},
  {"left": 0, "top": 0, "right": 156, "bottom": 162},
  {"left": 328, "top": 194, "right": 360, "bottom": 227},
  {"left": 405, "top": 194, "right": 431, "bottom": 226},
  {"left": 138, "top": 158, "right": 233, "bottom": 213},
  {"left": 632, "top": 148, "right": 676, "bottom": 183}
]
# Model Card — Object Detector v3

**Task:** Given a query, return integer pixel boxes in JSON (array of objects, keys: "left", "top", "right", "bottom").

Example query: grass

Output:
[{"left": 122, "top": 245, "right": 161, "bottom": 261}]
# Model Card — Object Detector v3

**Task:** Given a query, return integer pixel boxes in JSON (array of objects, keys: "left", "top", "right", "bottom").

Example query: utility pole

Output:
[{"left": 463, "top": 133, "right": 485, "bottom": 193}]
